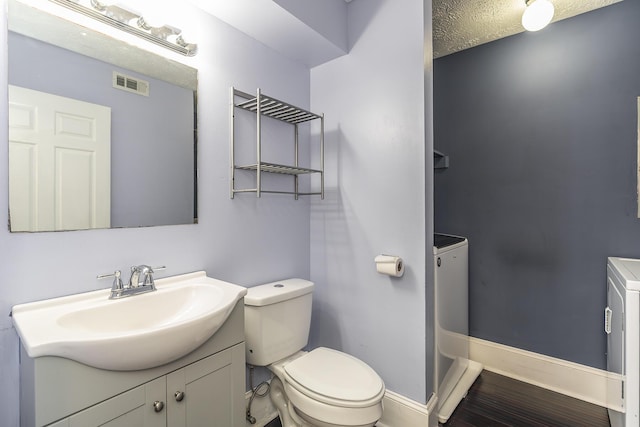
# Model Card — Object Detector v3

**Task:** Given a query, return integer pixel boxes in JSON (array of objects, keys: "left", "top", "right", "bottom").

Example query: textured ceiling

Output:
[{"left": 433, "top": 0, "right": 623, "bottom": 58}]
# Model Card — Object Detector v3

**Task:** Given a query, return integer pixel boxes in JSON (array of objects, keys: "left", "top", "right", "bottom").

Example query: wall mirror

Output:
[{"left": 7, "top": 0, "right": 198, "bottom": 232}]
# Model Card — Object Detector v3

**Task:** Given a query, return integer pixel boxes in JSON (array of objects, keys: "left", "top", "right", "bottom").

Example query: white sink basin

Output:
[{"left": 12, "top": 271, "right": 247, "bottom": 371}]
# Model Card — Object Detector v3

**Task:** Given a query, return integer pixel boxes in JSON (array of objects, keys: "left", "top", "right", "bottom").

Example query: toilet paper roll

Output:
[{"left": 374, "top": 255, "right": 405, "bottom": 277}]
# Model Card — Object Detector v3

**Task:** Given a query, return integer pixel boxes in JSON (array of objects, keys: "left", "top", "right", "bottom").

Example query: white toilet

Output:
[{"left": 244, "top": 278, "right": 385, "bottom": 427}]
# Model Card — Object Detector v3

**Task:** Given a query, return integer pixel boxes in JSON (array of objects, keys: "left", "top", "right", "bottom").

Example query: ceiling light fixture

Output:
[
  {"left": 522, "top": 0, "right": 555, "bottom": 32},
  {"left": 48, "top": 0, "right": 198, "bottom": 56}
]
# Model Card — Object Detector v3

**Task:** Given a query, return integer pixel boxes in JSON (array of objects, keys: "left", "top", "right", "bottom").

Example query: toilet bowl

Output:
[{"left": 244, "top": 279, "right": 385, "bottom": 427}]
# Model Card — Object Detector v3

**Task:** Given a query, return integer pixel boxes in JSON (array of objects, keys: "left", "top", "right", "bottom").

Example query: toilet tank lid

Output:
[{"left": 244, "top": 278, "right": 314, "bottom": 306}]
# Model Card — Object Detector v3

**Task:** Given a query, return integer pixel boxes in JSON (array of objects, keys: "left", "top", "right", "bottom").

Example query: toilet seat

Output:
[{"left": 283, "top": 347, "right": 385, "bottom": 407}]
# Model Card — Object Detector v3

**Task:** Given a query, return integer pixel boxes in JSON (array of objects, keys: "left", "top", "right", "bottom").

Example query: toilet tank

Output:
[{"left": 244, "top": 278, "right": 314, "bottom": 366}]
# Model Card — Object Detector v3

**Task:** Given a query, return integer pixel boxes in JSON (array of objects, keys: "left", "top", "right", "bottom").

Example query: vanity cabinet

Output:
[
  {"left": 19, "top": 301, "right": 245, "bottom": 427},
  {"left": 47, "top": 347, "right": 242, "bottom": 427},
  {"left": 166, "top": 347, "right": 239, "bottom": 426},
  {"left": 47, "top": 377, "right": 166, "bottom": 427}
]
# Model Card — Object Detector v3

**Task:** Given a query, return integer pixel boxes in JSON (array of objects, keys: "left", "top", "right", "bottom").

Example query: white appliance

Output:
[
  {"left": 607, "top": 257, "right": 640, "bottom": 427},
  {"left": 434, "top": 234, "right": 482, "bottom": 424}
]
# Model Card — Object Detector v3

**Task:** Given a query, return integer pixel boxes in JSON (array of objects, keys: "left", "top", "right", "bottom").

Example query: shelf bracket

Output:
[{"left": 434, "top": 149, "right": 449, "bottom": 170}]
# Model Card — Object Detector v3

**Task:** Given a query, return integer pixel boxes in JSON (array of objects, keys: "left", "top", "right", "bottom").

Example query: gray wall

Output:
[
  {"left": 9, "top": 32, "right": 195, "bottom": 228},
  {"left": 310, "top": 0, "right": 430, "bottom": 402},
  {"left": 434, "top": 1, "right": 640, "bottom": 369}
]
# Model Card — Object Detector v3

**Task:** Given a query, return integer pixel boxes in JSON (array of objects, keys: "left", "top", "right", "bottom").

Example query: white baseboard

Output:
[
  {"left": 247, "top": 385, "right": 438, "bottom": 427},
  {"left": 437, "top": 360, "right": 483, "bottom": 424},
  {"left": 469, "top": 336, "right": 623, "bottom": 411},
  {"left": 245, "top": 339, "right": 620, "bottom": 426},
  {"left": 377, "top": 390, "right": 438, "bottom": 427}
]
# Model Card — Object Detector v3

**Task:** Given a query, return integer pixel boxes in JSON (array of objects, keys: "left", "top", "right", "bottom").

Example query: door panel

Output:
[
  {"left": 9, "top": 85, "right": 111, "bottom": 231},
  {"left": 167, "top": 348, "right": 236, "bottom": 427},
  {"left": 67, "top": 378, "right": 166, "bottom": 427}
]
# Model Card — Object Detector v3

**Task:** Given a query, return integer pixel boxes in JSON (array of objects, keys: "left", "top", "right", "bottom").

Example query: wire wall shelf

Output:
[{"left": 230, "top": 87, "right": 325, "bottom": 199}]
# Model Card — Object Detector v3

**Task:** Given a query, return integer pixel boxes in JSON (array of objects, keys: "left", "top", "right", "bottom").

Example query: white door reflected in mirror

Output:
[{"left": 9, "top": 85, "right": 111, "bottom": 232}]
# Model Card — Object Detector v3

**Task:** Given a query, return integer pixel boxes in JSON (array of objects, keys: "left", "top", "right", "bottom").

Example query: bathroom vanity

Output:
[
  {"left": 13, "top": 271, "right": 248, "bottom": 427},
  {"left": 19, "top": 300, "right": 245, "bottom": 427}
]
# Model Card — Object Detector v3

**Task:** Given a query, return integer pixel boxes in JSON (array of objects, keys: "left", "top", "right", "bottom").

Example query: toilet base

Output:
[
  {"left": 269, "top": 376, "right": 375, "bottom": 427},
  {"left": 270, "top": 376, "right": 308, "bottom": 427},
  {"left": 269, "top": 376, "right": 378, "bottom": 427}
]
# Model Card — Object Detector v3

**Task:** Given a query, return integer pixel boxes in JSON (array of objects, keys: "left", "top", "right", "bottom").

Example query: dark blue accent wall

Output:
[{"left": 434, "top": 1, "right": 640, "bottom": 369}]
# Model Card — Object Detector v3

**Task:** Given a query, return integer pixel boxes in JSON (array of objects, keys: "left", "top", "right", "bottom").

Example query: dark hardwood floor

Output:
[
  {"left": 264, "top": 370, "right": 610, "bottom": 427},
  {"left": 265, "top": 418, "right": 282, "bottom": 427},
  {"left": 264, "top": 418, "right": 282, "bottom": 427},
  {"left": 443, "top": 371, "right": 610, "bottom": 427}
]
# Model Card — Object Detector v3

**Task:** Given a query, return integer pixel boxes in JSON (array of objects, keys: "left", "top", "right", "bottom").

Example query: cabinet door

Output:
[
  {"left": 166, "top": 344, "right": 245, "bottom": 427},
  {"left": 66, "top": 377, "right": 166, "bottom": 427}
]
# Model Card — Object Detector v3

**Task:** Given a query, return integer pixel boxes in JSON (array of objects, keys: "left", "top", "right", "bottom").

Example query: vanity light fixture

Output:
[
  {"left": 521, "top": 0, "right": 555, "bottom": 32},
  {"left": 48, "top": 0, "right": 198, "bottom": 56}
]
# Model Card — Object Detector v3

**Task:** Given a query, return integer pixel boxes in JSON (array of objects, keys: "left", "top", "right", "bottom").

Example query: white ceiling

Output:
[
  {"left": 433, "top": 0, "right": 623, "bottom": 58},
  {"left": 190, "top": 0, "right": 624, "bottom": 65}
]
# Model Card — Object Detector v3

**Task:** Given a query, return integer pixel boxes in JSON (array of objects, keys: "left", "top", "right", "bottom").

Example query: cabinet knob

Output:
[
  {"left": 174, "top": 391, "right": 185, "bottom": 402},
  {"left": 153, "top": 400, "right": 165, "bottom": 413}
]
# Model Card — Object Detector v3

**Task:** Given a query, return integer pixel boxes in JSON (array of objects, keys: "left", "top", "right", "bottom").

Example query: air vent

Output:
[{"left": 112, "top": 72, "right": 149, "bottom": 96}]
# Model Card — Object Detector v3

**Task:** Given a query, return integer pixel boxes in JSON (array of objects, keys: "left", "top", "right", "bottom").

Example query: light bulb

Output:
[
  {"left": 120, "top": 0, "right": 170, "bottom": 28},
  {"left": 522, "top": 0, "right": 555, "bottom": 32},
  {"left": 137, "top": 11, "right": 166, "bottom": 29}
]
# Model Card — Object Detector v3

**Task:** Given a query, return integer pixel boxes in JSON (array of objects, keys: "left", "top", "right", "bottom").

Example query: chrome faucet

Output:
[
  {"left": 98, "top": 265, "right": 166, "bottom": 299},
  {"left": 129, "top": 265, "right": 151, "bottom": 288}
]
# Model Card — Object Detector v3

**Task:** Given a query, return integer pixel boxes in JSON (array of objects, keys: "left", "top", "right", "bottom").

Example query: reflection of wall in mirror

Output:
[{"left": 8, "top": 32, "right": 195, "bottom": 229}]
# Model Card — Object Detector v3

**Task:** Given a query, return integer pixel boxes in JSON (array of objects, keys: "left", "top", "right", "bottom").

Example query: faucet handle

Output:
[
  {"left": 97, "top": 270, "right": 124, "bottom": 291},
  {"left": 142, "top": 265, "right": 166, "bottom": 287}
]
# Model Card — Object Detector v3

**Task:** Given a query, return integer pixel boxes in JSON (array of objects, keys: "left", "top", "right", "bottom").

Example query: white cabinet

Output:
[
  {"left": 19, "top": 301, "right": 245, "bottom": 427},
  {"left": 65, "top": 377, "right": 166, "bottom": 427},
  {"left": 166, "top": 347, "right": 240, "bottom": 427},
  {"left": 50, "top": 348, "right": 243, "bottom": 427}
]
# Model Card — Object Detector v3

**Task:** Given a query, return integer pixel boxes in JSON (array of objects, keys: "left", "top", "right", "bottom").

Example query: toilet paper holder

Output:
[{"left": 374, "top": 254, "right": 405, "bottom": 277}]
